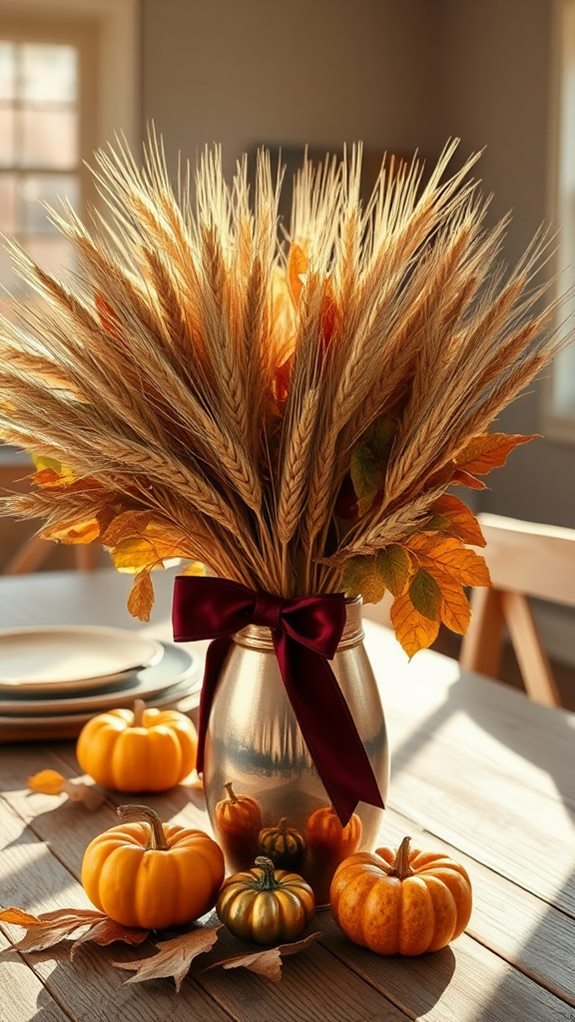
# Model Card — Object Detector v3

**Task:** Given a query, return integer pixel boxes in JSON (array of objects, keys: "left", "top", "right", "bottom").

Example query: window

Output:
[
  {"left": 545, "top": 0, "right": 575, "bottom": 441},
  {"left": 0, "top": 38, "right": 82, "bottom": 295}
]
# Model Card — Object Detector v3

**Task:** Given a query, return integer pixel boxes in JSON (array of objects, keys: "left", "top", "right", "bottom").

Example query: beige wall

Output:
[
  {"left": 142, "top": 0, "right": 574, "bottom": 528},
  {"left": 435, "top": 0, "right": 574, "bottom": 529},
  {"left": 141, "top": 0, "right": 438, "bottom": 174}
]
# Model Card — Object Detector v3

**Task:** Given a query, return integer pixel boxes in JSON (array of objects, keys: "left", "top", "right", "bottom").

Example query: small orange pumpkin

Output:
[
  {"left": 259, "top": 817, "right": 305, "bottom": 869},
  {"left": 213, "top": 781, "right": 262, "bottom": 870},
  {"left": 305, "top": 806, "right": 362, "bottom": 859},
  {"left": 304, "top": 805, "right": 363, "bottom": 904},
  {"left": 330, "top": 836, "right": 472, "bottom": 955},
  {"left": 81, "top": 804, "right": 224, "bottom": 928},
  {"left": 76, "top": 698, "right": 197, "bottom": 792}
]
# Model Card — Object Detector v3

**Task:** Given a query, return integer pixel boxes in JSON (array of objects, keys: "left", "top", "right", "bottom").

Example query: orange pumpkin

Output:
[
  {"left": 330, "top": 836, "right": 472, "bottom": 955},
  {"left": 304, "top": 805, "right": 363, "bottom": 904},
  {"left": 81, "top": 804, "right": 224, "bottom": 928},
  {"left": 76, "top": 698, "right": 197, "bottom": 792},
  {"left": 213, "top": 781, "right": 262, "bottom": 870},
  {"left": 305, "top": 806, "right": 362, "bottom": 859}
]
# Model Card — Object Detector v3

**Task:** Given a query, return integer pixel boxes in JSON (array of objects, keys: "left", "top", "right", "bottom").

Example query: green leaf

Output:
[
  {"left": 409, "top": 568, "right": 441, "bottom": 621},
  {"left": 375, "top": 544, "right": 412, "bottom": 597},
  {"left": 342, "top": 556, "right": 387, "bottom": 604},
  {"left": 350, "top": 418, "right": 394, "bottom": 512},
  {"left": 341, "top": 543, "right": 412, "bottom": 604}
]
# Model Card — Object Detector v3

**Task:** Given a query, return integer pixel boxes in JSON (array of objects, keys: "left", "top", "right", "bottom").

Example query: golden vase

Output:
[{"left": 202, "top": 598, "right": 389, "bottom": 903}]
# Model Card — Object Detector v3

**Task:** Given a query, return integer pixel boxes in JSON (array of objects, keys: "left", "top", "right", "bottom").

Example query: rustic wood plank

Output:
[
  {"left": 386, "top": 720, "right": 575, "bottom": 917},
  {"left": 0, "top": 931, "right": 74, "bottom": 1022},
  {"left": 319, "top": 916, "right": 575, "bottom": 1022},
  {"left": 0, "top": 798, "right": 236, "bottom": 1022},
  {"left": 3, "top": 744, "right": 573, "bottom": 1022},
  {"left": 363, "top": 621, "right": 575, "bottom": 807},
  {"left": 0, "top": 758, "right": 409, "bottom": 1022},
  {"left": 381, "top": 808, "right": 575, "bottom": 1008}
]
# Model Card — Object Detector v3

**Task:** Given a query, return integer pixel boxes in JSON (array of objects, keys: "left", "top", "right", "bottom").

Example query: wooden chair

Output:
[
  {"left": 0, "top": 455, "right": 99, "bottom": 575},
  {"left": 460, "top": 513, "right": 575, "bottom": 707}
]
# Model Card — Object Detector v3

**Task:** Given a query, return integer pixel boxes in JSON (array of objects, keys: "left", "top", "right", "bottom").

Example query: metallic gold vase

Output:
[{"left": 203, "top": 598, "right": 389, "bottom": 903}]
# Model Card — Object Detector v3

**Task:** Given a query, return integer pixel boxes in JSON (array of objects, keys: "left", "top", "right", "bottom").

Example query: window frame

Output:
[{"left": 544, "top": 0, "right": 575, "bottom": 443}]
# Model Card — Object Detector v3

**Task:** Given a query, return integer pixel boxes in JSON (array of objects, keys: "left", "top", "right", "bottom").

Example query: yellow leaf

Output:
[
  {"left": 127, "top": 570, "right": 154, "bottom": 622},
  {"left": 107, "top": 519, "right": 193, "bottom": 574},
  {"left": 180, "top": 561, "right": 208, "bottom": 576},
  {"left": 455, "top": 433, "right": 537, "bottom": 475},
  {"left": 342, "top": 556, "right": 386, "bottom": 604},
  {"left": 376, "top": 544, "right": 412, "bottom": 597},
  {"left": 41, "top": 518, "right": 101, "bottom": 545},
  {"left": 390, "top": 590, "right": 440, "bottom": 658},
  {"left": 101, "top": 511, "right": 155, "bottom": 548},
  {"left": 31, "top": 456, "right": 75, "bottom": 487},
  {"left": 26, "top": 769, "right": 65, "bottom": 795}
]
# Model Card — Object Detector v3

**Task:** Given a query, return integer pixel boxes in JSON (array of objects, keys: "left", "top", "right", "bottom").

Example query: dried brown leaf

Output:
[
  {"left": 0, "top": 907, "right": 106, "bottom": 952},
  {"left": 70, "top": 918, "right": 150, "bottom": 960},
  {"left": 205, "top": 932, "right": 321, "bottom": 983},
  {"left": 113, "top": 926, "right": 221, "bottom": 992}
]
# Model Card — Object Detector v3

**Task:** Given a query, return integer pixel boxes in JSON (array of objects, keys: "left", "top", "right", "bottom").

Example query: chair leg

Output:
[
  {"left": 501, "top": 591, "right": 560, "bottom": 707},
  {"left": 4, "top": 534, "right": 52, "bottom": 575},
  {"left": 74, "top": 544, "right": 100, "bottom": 571},
  {"left": 460, "top": 587, "right": 505, "bottom": 678}
]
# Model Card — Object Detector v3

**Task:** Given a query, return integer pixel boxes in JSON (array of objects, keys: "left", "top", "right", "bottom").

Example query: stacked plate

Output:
[{"left": 0, "top": 625, "right": 201, "bottom": 742}]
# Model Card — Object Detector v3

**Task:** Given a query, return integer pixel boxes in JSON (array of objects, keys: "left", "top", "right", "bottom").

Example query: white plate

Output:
[
  {"left": 0, "top": 678, "right": 200, "bottom": 738},
  {"left": 0, "top": 642, "right": 197, "bottom": 715},
  {"left": 0, "top": 626, "right": 163, "bottom": 692}
]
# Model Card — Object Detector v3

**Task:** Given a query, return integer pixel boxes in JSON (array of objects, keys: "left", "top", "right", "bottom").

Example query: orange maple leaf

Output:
[{"left": 455, "top": 432, "right": 537, "bottom": 475}]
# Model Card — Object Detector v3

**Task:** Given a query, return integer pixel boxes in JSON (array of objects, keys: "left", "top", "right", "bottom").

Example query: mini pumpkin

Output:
[
  {"left": 216, "top": 855, "right": 315, "bottom": 945},
  {"left": 81, "top": 804, "right": 224, "bottom": 928},
  {"left": 76, "top": 698, "right": 197, "bottom": 792},
  {"left": 304, "top": 805, "right": 363, "bottom": 903},
  {"left": 214, "top": 781, "right": 262, "bottom": 870},
  {"left": 330, "top": 836, "right": 472, "bottom": 955},
  {"left": 259, "top": 816, "right": 305, "bottom": 869}
]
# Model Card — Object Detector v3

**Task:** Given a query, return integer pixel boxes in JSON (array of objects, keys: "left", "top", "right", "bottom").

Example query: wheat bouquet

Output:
[{"left": 0, "top": 136, "right": 562, "bottom": 655}]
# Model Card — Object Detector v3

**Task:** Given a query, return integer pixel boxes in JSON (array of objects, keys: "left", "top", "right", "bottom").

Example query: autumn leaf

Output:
[
  {"left": 455, "top": 432, "right": 537, "bottom": 475},
  {"left": 127, "top": 570, "right": 154, "bottom": 623},
  {"left": 27, "top": 769, "right": 106, "bottom": 810},
  {"left": 426, "top": 495, "right": 486, "bottom": 547},
  {"left": 70, "top": 918, "right": 150, "bottom": 961},
  {"left": 179, "top": 560, "right": 208, "bottom": 576},
  {"left": 205, "top": 932, "right": 321, "bottom": 984},
  {"left": 287, "top": 243, "right": 309, "bottom": 304},
  {"left": 350, "top": 417, "right": 394, "bottom": 513},
  {"left": 342, "top": 544, "right": 412, "bottom": 604},
  {"left": 438, "top": 575, "right": 471, "bottom": 634},
  {"left": 113, "top": 926, "right": 221, "bottom": 992},
  {"left": 41, "top": 517, "right": 102, "bottom": 545},
  {"left": 0, "top": 907, "right": 107, "bottom": 951},
  {"left": 104, "top": 518, "right": 194, "bottom": 574},
  {"left": 409, "top": 568, "right": 441, "bottom": 621},
  {"left": 390, "top": 590, "right": 440, "bottom": 658},
  {"left": 31, "top": 455, "right": 75, "bottom": 487},
  {"left": 451, "top": 468, "right": 487, "bottom": 490},
  {"left": 407, "top": 533, "right": 491, "bottom": 587}
]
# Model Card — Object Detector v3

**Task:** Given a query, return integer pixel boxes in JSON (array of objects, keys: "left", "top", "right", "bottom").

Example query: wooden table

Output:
[{"left": 0, "top": 570, "right": 574, "bottom": 1022}]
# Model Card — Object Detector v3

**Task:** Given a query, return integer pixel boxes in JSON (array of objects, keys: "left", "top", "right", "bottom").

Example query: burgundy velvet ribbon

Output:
[{"left": 172, "top": 576, "right": 384, "bottom": 825}]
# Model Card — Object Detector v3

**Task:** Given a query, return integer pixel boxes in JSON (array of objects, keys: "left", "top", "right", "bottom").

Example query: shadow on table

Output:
[
  {"left": 390, "top": 667, "right": 575, "bottom": 1019},
  {"left": 390, "top": 666, "right": 575, "bottom": 809}
]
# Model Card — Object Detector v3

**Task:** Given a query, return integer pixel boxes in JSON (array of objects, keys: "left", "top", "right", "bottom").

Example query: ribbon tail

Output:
[
  {"left": 195, "top": 636, "right": 233, "bottom": 775},
  {"left": 275, "top": 634, "right": 385, "bottom": 826}
]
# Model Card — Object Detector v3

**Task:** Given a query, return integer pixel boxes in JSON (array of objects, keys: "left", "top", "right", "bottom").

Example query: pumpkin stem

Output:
[
  {"left": 132, "top": 699, "right": 146, "bottom": 727},
  {"left": 277, "top": 816, "right": 288, "bottom": 834},
  {"left": 116, "top": 804, "right": 169, "bottom": 851},
  {"left": 254, "top": 856, "right": 280, "bottom": 890},
  {"left": 224, "top": 781, "right": 238, "bottom": 804},
  {"left": 393, "top": 836, "right": 414, "bottom": 879}
]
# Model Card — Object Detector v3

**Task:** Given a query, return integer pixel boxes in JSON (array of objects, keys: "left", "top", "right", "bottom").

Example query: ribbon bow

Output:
[{"left": 172, "top": 576, "right": 384, "bottom": 825}]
